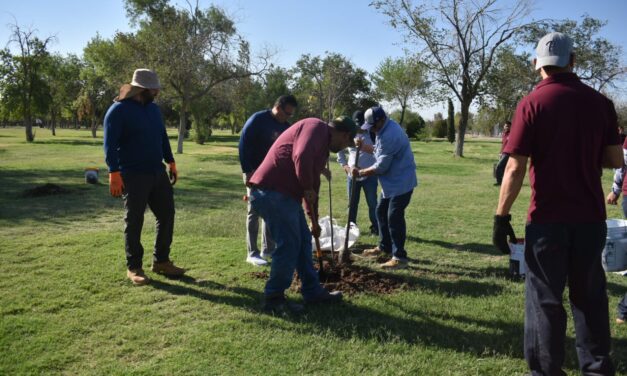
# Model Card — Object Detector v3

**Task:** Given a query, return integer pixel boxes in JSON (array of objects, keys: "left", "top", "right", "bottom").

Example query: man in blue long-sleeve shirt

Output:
[
  {"left": 238, "top": 95, "right": 298, "bottom": 266},
  {"left": 352, "top": 106, "right": 418, "bottom": 270},
  {"left": 104, "top": 69, "right": 185, "bottom": 285}
]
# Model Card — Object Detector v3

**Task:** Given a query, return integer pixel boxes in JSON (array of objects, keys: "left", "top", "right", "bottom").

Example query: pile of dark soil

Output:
[
  {"left": 285, "top": 260, "right": 408, "bottom": 296},
  {"left": 21, "top": 183, "right": 70, "bottom": 198}
]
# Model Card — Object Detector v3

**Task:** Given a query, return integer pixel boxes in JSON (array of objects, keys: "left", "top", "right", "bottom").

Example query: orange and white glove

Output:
[
  {"left": 109, "top": 171, "right": 124, "bottom": 197},
  {"left": 168, "top": 162, "right": 178, "bottom": 186}
]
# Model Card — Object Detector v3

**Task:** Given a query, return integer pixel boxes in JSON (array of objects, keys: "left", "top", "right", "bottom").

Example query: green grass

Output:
[{"left": 0, "top": 127, "right": 625, "bottom": 375}]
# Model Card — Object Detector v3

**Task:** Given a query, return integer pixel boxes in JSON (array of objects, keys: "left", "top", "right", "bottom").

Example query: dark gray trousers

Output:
[{"left": 123, "top": 170, "right": 174, "bottom": 270}]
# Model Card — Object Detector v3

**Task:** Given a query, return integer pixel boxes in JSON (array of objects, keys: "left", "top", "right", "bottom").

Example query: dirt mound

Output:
[
  {"left": 247, "top": 271, "right": 269, "bottom": 279},
  {"left": 21, "top": 183, "right": 70, "bottom": 198},
  {"left": 293, "top": 261, "right": 408, "bottom": 295}
]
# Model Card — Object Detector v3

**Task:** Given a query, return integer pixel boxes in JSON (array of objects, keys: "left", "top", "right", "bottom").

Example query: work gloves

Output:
[
  {"left": 109, "top": 171, "right": 124, "bottom": 197},
  {"left": 492, "top": 214, "right": 517, "bottom": 254},
  {"left": 168, "top": 162, "right": 178, "bottom": 186}
]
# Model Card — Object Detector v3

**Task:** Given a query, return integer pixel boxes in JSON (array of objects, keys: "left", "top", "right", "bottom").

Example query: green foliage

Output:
[
  {"left": 390, "top": 109, "right": 425, "bottom": 139},
  {"left": 520, "top": 15, "right": 626, "bottom": 91},
  {"left": 447, "top": 98, "right": 455, "bottom": 143},
  {"left": 371, "top": 56, "right": 428, "bottom": 125},
  {"left": 0, "top": 24, "right": 55, "bottom": 141},
  {"left": 293, "top": 52, "right": 371, "bottom": 121}
]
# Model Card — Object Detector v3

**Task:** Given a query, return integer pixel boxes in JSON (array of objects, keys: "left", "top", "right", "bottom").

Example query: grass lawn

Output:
[{"left": 0, "top": 127, "right": 625, "bottom": 375}]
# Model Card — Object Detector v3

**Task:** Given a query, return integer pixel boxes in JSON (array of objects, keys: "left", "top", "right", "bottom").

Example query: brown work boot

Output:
[
  {"left": 380, "top": 259, "right": 408, "bottom": 270},
  {"left": 151, "top": 260, "right": 186, "bottom": 277},
  {"left": 362, "top": 247, "right": 383, "bottom": 257},
  {"left": 127, "top": 269, "right": 149, "bottom": 285}
]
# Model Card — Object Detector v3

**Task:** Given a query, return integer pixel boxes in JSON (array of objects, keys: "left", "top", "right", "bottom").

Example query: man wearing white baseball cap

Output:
[
  {"left": 352, "top": 106, "right": 417, "bottom": 270},
  {"left": 493, "top": 32, "right": 621, "bottom": 375}
]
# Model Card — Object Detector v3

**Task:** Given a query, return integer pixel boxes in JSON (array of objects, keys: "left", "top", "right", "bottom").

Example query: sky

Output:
[{"left": 1, "top": 0, "right": 626, "bottom": 118}]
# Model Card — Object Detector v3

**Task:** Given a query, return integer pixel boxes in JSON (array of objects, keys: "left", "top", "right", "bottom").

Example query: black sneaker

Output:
[
  {"left": 263, "top": 294, "right": 304, "bottom": 314},
  {"left": 369, "top": 225, "right": 379, "bottom": 236},
  {"left": 305, "top": 289, "right": 343, "bottom": 305}
]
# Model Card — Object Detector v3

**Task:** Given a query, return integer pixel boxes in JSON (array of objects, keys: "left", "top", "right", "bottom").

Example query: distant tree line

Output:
[{"left": 0, "top": 0, "right": 624, "bottom": 154}]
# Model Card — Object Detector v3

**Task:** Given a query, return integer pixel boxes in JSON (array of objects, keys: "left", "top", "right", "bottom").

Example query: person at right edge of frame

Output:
[
  {"left": 493, "top": 32, "right": 622, "bottom": 375},
  {"left": 353, "top": 106, "right": 417, "bottom": 270},
  {"left": 605, "top": 137, "right": 627, "bottom": 326}
]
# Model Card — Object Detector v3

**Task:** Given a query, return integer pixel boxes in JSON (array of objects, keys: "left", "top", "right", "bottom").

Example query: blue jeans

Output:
[
  {"left": 346, "top": 176, "right": 378, "bottom": 231},
  {"left": 249, "top": 189, "right": 324, "bottom": 300},
  {"left": 524, "top": 222, "right": 614, "bottom": 376},
  {"left": 376, "top": 190, "right": 413, "bottom": 261}
]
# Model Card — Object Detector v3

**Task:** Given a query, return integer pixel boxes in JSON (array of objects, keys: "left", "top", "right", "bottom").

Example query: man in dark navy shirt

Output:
[
  {"left": 493, "top": 33, "right": 621, "bottom": 375},
  {"left": 104, "top": 69, "right": 185, "bottom": 285},
  {"left": 238, "top": 95, "right": 297, "bottom": 266}
]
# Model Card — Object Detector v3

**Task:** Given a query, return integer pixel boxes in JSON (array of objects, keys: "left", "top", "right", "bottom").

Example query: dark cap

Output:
[
  {"left": 331, "top": 115, "right": 357, "bottom": 141},
  {"left": 352, "top": 110, "right": 365, "bottom": 127}
]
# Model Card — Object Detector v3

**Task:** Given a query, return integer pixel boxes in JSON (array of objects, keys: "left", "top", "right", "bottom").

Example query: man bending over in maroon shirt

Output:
[{"left": 248, "top": 116, "right": 357, "bottom": 314}]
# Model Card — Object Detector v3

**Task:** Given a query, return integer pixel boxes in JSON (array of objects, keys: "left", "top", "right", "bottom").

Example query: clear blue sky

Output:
[{"left": 1, "top": 0, "right": 626, "bottom": 117}]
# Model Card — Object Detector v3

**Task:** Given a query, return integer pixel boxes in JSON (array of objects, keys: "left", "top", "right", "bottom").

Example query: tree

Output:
[
  {"left": 390, "top": 109, "right": 425, "bottom": 139},
  {"left": 481, "top": 46, "right": 537, "bottom": 120},
  {"left": 293, "top": 53, "right": 370, "bottom": 121},
  {"left": 446, "top": 98, "right": 455, "bottom": 143},
  {"left": 0, "top": 23, "right": 55, "bottom": 141},
  {"left": 123, "top": 0, "right": 271, "bottom": 153},
  {"left": 373, "top": 0, "right": 532, "bottom": 157},
  {"left": 371, "top": 56, "right": 428, "bottom": 125},
  {"left": 44, "top": 54, "right": 83, "bottom": 135},
  {"left": 521, "top": 15, "right": 626, "bottom": 91}
]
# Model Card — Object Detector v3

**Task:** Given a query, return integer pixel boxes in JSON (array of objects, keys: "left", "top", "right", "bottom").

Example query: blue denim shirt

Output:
[{"left": 372, "top": 118, "right": 418, "bottom": 198}]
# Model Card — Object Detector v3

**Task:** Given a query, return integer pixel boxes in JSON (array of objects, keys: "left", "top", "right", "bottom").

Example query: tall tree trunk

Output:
[
  {"left": 177, "top": 107, "right": 187, "bottom": 154},
  {"left": 454, "top": 99, "right": 470, "bottom": 157},
  {"left": 399, "top": 104, "right": 406, "bottom": 126},
  {"left": 91, "top": 118, "right": 98, "bottom": 138},
  {"left": 24, "top": 118, "right": 34, "bottom": 142},
  {"left": 51, "top": 113, "right": 56, "bottom": 136}
]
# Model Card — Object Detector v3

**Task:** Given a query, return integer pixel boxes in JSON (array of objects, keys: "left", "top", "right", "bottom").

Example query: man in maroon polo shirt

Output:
[
  {"left": 248, "top": 116, "right": 357, "bottom": 313},
  {"left": 493, "top": 32, "right": 622, "bottom": 375},
  {"left": 494, "top": 120, "right": 511, "bottom": 186}
]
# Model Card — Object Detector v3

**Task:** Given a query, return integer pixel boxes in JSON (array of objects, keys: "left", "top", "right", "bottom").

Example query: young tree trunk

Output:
[
  {"left": 177, "top": 109, "right": 187, "bottom": 154},
  {"left": 51, "top": 113, "right": 56, "bottom": 136},
  {"left": 24, "top": 118, "right": 34, "bottom": 142},
  {"left": 91, "top": 118, "right": 98, "bottom": 138},
  {"left": 399, "top": 104, "right": 406, "bottom": 126},
  {"left": 454, "top": 100, "right": 470, "bottom": 157}
]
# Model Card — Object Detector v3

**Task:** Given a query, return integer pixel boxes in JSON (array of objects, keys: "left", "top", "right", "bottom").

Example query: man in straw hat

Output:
[
  {"left": 104, "top": 68, "right": 185, "bottom": 286},
  {"left": 247, "top": 116, "right": 356, "bottom": 313},
  {"left": 493, "top": 32, "right": 621, "bottom": 375}
]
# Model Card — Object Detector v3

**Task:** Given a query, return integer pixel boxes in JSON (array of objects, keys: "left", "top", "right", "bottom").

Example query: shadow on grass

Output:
[
  {"left": 34, "top": 139, "right": 103, "bottom": 146},
  {"left": 409, "top": 235, "right": 499, "bottom": 256},
  {"left": 0, "top": 168, "right": 245, "bottom": 224}
]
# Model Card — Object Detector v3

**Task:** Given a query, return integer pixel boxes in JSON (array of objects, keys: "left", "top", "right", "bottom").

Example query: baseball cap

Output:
[
  {"left": 535, "top": 32, "right": 573, "bottom": 70},
  {"left": 361, "top": 106, "right": 386, "bottom": 130},
  {"left": 331, "top": 115, "right": 357, "bottom": 142}
]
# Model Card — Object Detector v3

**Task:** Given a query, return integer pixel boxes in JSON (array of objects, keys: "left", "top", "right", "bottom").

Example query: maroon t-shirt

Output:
[
  {"left": 249, "top": 118, "right": 330, "bottom": 210},
  {"left": 504, "top": 73, "right": 620, "bottom": 223}
]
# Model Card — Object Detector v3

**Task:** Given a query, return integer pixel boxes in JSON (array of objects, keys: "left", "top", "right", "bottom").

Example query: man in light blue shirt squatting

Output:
[
  {"left": 337, "top": 110, "right": 379, "bottom": 235},
  {"left": 351, "top": 106, "right": 418, "bottom": 270}
]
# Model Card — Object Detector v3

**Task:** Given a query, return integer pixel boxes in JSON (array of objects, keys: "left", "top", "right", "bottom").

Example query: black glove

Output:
[{"left": 492, "top": 214, "right": 517, "bottom": 254}]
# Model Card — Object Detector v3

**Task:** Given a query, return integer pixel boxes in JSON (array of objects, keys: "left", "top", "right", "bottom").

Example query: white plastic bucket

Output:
[
  {"left": 603, "top": 219, "right": 627, "bottom": 272},
  {"left": 509, "top": 241, "right": 525, "bottom": 278}
]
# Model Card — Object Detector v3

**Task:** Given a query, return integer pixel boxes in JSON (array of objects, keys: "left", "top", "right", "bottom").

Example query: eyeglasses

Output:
[{"left": 281, "top": 106, "right": 294, "bottom": 118}]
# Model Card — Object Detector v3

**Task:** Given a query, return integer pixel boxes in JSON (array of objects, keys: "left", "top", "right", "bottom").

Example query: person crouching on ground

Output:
[
  {"left": 104, "top": 69, "right": 185, "bottom": 285},
  {"left": 247, "top": 116, "right": 357, "bottom": 313}
]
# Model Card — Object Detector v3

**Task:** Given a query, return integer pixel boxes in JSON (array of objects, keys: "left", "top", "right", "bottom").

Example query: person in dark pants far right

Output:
[
  {"left": 493, "top": 32, "right": 622, "bottom": 375},
  {"left": 605, "top": 136, "right": 627, "bottom": 326}
]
